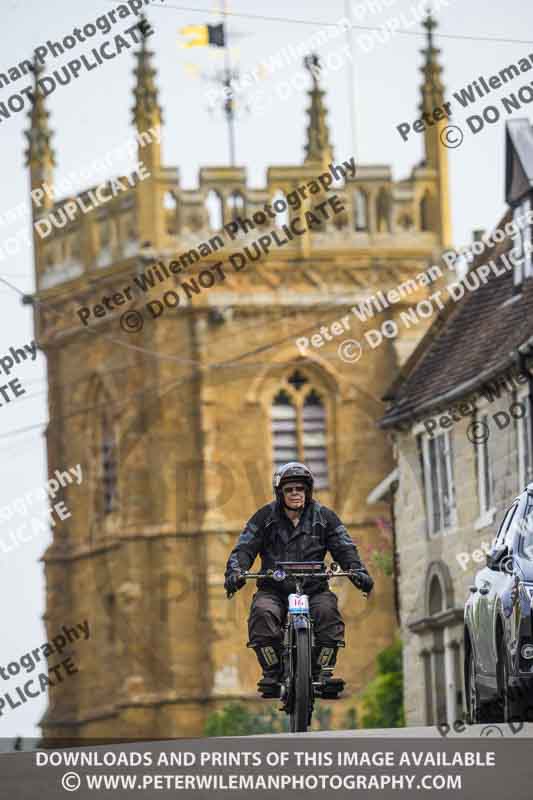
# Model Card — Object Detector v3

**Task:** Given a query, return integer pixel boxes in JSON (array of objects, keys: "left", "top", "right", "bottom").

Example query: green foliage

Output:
[
  {"left": 312, "top": 702, "right": 332, "bottom": 731},
  {"left": 359, "top": 638, "right": 404, "bottom": 729},
  {"left": 342, "top": 707, "right": 358, "bottom": 729},
  {"left": 369, "top": 549, "right": 394, "bottom": 576},
  {"left": 204, "top": 700, "right": 335, "bottom": 736},
  {"left": 204, "top": 702, "right": 288, "bottom": 736}
]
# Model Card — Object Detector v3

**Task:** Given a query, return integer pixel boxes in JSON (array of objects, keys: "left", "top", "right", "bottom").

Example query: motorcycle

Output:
[{"left": 229, "top": 560, "right": 368, "bottom": 733}]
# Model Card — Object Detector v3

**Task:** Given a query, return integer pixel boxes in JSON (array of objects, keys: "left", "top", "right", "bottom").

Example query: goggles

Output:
[{"left": 282, "top": 484, "right": 306, "bottom": 495}]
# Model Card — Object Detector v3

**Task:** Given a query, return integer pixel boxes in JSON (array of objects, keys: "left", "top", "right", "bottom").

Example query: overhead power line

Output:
[{"left": 142, "top": 1, "right": 533, "bottom": 47}]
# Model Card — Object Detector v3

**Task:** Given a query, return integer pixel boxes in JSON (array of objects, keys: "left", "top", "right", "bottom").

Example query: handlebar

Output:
[
  {"left": 242, "top": 568, "right": 355, "bottom": 579},
  {"left": 225, "top": 563, "right": 370, "bottom": 598}
]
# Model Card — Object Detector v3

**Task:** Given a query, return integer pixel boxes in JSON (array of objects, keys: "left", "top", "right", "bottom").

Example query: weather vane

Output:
[{"left": 179, "top": 0, "right": 251, "bottom": 166}]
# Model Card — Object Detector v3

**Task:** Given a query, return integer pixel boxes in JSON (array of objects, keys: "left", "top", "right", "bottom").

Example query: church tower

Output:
[{"left": 33, "top": 17, "right": 451, "bottom": 741}]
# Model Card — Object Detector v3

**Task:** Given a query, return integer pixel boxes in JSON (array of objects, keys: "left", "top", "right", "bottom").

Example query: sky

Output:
[{"left": 0, "top": 0, "right": 532, "bottom": 739}]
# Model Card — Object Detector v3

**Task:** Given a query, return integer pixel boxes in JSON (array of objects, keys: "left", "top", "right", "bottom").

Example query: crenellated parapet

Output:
[
  {"left": 28, "top": 16, "right": 449, "bottom": 305},
  {"left": 34, "top": 160, "right": 440, "bottom": 296}
]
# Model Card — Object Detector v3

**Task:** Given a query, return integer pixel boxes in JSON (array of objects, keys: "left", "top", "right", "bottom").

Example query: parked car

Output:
[{"left": 465, "top": 483, "right": 533, "bottom": 723}]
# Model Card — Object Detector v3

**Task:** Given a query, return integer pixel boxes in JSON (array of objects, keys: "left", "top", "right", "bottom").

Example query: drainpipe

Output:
[
  {"left": 389, "top": 480, "right": 400, "bottom": 626},
  {"left": 517, "top": 337, "right": 533, "bottom": 484}
]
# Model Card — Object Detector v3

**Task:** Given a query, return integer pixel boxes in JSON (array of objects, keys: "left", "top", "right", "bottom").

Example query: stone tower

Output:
[{"left": 32, "top": 18, "right": 451, "bottom": 741}]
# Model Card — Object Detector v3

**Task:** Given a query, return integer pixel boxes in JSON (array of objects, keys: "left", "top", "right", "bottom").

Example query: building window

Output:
[
  {"left": 228, "top": 191, "right": 245, "bottom": 221},
  {"left": 164, "top": 191, "right": 178, "bottom": 235},
  {"left": 272, "top": 190, "right": 289, "bottom": 228},
  {"left": 420, "top": 431, "right": 456, "bottom": 536},
  {"left": 271, "top": 391, "right": 298, "bottom": 469},
  {"left": 101, "top": 412, "right": 118, "bottom": 514},
  {"left": 417, "top": 565, "right": 463, "bottom": 727},
  {"left": 517, "top": 388, "right": 533, "bottom": 488},
  {"left": 270, "top": 372, "right": 329, "bottom": 489},
  {"left": 427, "top": 574, "right": 446, "bottom": 724},
  {"left": 512, "top": 197, "right": 532, "bottom": 287},
  {"left": 376, "top": 188, "right": 390, "bottom": 233},
  {"left": 206, "top": 190, "right": 223, "bottom": 230},
  {"left": 353, "top": 189, "right": 368, "bottom": 231},
  {"left": 302, "top": 390, "right": 328, "bottom": 489},
  {"left": 420, "top": 192, "right": 431, "bottom": 231}
]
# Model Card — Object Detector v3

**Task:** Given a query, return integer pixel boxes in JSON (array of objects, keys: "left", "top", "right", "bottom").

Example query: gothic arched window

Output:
[
  {"left": 420, "top": 192, "right": 431, "bottom": 231},
  {"left": 376, "top": 188, "right": 390, "bottom": 233},
  {"left": 272, "top": 190, "right": 289, "bottom": 229},
  {"left": 270, "top": 372, "right": 329, "bottom": 489},
  {"left": 164, "top": 190, "right": 178, "bottom": 235},
  {"left": 228, "top": 191, "right": 245, "bottom": 221},
  {"left": 206, "top": 190, "right": 223, "bottom": 230},
  {"left": 353, "top": 189, "right": 368, "bottom": 231},
  {"left": 428, "top": 574, "right": 444, "bottom": 616},
  {"left": 416, "top": 564, "right": 462, "bottom": 727},
  {"left": 271, "top": 390, "right": 298, "bottom": 470},
  {"left": 101, "top": 410, "right": 118, "bottom": 514}
]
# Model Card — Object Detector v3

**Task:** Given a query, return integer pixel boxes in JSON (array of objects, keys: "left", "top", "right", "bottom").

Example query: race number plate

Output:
[{"left": 288, "top": 593, "right": 309, "bottom": 614}]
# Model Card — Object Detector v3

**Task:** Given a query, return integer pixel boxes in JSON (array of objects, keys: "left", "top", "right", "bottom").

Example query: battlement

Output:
[{"left": 35, "top": 158, "right": 439, "bottom": 293}]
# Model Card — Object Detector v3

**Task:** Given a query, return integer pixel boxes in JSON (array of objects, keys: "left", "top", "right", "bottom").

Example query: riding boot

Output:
[
  {"left": 253, "top": 643, "right": 283, "bottom": 698},
  {"left": 313, "top": 644, "right": 345, "bottom": 697},
  {"left": 312, "top": 644, "right": 338, "bottom": 680}
]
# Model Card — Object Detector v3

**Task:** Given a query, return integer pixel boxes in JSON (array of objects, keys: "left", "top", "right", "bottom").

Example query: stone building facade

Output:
[
  {"left": 379, "top": 120, "right": 533, "bottom": 726},
  {"left": 27, "top": 17, "right": 452, "bottom": 740}
]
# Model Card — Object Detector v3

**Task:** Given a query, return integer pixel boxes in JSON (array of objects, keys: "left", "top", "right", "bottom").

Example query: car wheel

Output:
[
  {"left": 499, "top": 646, "right": 511, "bottom": 722},
  {"left": 498, "top": 643, "right": 526, "bottom": 723},
  {"left": 468, "top": 648, "right": 496, "bottom": 723}
]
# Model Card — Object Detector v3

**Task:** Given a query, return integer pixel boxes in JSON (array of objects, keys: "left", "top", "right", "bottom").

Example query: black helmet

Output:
[{"left": 272, "top": 462, "right": 314, "bottom": 504}]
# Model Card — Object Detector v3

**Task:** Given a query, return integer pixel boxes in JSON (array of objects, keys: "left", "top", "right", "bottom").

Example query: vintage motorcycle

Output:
[{"left": 238, "top": 561, "right": 368, "bottom": 733}]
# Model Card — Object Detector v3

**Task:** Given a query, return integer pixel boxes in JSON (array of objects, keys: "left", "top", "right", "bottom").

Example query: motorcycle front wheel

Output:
[{"left": 289, "top": 626, "right": 312, "bottom": 732}]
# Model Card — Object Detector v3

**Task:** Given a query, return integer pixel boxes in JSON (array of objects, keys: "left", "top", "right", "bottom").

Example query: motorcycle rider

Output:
[{"left": 224, "top": 461, "right": 374, "bottom": 698}]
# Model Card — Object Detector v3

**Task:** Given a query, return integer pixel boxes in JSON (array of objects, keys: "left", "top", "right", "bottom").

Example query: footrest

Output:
[
  {"left": 257, "top": 679, "right": 281, "bottom": 699},
  {"left": 320, "top": 677, "right": 345, "bottom": 698}
]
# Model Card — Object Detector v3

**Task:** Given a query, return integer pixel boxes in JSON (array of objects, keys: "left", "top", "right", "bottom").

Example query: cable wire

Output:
[{"left": 143, "top": 0, "right": 533, "bottom": 47}]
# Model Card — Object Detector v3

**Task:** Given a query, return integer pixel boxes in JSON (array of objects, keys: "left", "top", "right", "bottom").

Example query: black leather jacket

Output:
[{"left": 224, "top": 499, "right": 370, "bottom": 596}]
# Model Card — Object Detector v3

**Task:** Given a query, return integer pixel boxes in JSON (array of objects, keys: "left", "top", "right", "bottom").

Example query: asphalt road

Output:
[{"left": 258, "top": 722, "right": 533, "bottom": 738}]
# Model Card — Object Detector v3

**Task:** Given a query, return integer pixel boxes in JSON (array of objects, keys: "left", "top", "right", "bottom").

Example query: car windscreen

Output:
[{"left": 518, "top": 495, "right": 533, "bottom": 560}]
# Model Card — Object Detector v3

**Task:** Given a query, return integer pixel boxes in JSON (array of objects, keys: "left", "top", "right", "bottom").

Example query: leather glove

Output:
[
  {"left": 224, "top": 570, "right": 246, "bottom": 597},
  {"left": 349, "top": 570, "right": 374, "bottom": 596}
]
